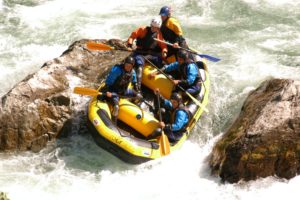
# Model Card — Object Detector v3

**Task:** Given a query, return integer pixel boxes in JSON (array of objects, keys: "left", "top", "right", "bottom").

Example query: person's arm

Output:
[
  {"left": 132, "top": 70, "right": 137, "bottom": 84},
  {"left": 148, "top": 62, "right": 178, "bottom": 79},
  {"left": 168, "top": 18, "right": 183, "bottom": 36},
  {"left": 157, "top": 31, "right": 168, "bottom": 57},
  {"left": 102, "top": 66, "right": 122, "bottom": 97},
  {"left": 105, "top": 66, "right": 121, "bottom": 86},
  {"left": 162, "top": 61, "right": 179, "bottom": 73},
  {"left": 167, "top": 18, "right": 184, "bottom": 45},
  {"left": 182, "top": 63, "right": 198, "bottom": 86},
  {"left": 127, "top": 26, "right": 147, "bottom": 47},
  {"left": 171, "top": 110, "right": 188, "bottom": 131},
  {"left": 163, "top": 99, "right": 173, "bottom": 110}
]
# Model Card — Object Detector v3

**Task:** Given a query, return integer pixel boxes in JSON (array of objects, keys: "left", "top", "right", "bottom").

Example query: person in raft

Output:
[
  {"left": 149, "top": 49, "right": 201, "bottom": 99},
  {"left": 98, "top": 56, "right": 142, "bottom": 118},
  {"left": 147, "top": 90, "right": 190, "bottom": 143},
  {"left": 126, "top": 17, "right": 168, "bottom": 93},
  {"left": 159, "top": 6, "right": 188, "bottom": 59}
]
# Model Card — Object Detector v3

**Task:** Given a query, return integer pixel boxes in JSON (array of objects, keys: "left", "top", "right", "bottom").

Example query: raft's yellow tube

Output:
[
  {"left": 142, "top": 64, "right": 174, "bottom": 99},
  {"left": 117, "top": 99, "right": 160, "bottom": 137}
]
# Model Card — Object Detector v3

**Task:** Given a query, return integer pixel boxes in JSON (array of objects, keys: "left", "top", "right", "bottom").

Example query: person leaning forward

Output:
[
  {"left": 147, "top": 90, "right": 190, "bottom": 143},
  {"left": 98, "top": 56, "right": 142, "bottom": 118},
  {"left": 126, "top": 18, "right": 168, "bottom": 93},
  {"left": 149, "top": 49, "right": 201, "bottom": 99}
]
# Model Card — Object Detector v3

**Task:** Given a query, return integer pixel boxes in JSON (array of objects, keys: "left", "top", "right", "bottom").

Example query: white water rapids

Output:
[{"left": 0, "top": 0, "right": 300, "bottom": 199}]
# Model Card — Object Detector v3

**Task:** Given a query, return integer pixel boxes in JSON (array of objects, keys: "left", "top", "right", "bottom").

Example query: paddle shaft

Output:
[
  {"left": 156, "top": 93, "right": 163, "bottom": 122},
  {"left": 73, "top": 87, "right": 154, "bottom": 107},
  {"left": 74, "top": 87, "right": 134, "bottom": 99},
  {"left": 86, "top": 41, "right": 161, "bottom": 57},
  {"left": 156, "top": 92, "right": 170, "bottom": 155},
  {"left": 143, "top": 56, "right": 208, "bottom": 113},
  {"left": 153, "top": 38, "right": 220, "bottom": 62}
]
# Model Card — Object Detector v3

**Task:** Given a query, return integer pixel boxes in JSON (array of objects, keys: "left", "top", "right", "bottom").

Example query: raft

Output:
[{"left": 87, "top": 59, "right": 209, "bottom": 164}]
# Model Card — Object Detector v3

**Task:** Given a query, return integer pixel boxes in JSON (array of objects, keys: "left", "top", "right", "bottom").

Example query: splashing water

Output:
[{"left": 0, "top": 0, "right": 300, "bottom": 199}]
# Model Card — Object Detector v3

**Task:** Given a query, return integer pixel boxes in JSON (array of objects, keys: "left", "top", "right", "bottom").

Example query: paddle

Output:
[
  {"left": 86, "top": 41, "right": 161, "bottom": 56},
  {"left": 156, "top": 92, "right": 170, "bottom": 155},
  {"left": 73, "top": 86, "right": 153, "bottom": 106},
  {"left": 142, "top": 56, "right": 209, "bottom": 113},
  {"left": 153, "top": 38, "right": 220, "bottom": 62},
  {"left": 86, "top": 41, "right": 117, "bottom": 51},
  {"left": 73, "top": 86, "right": 102, "bottom": 96},
  {"left": 73, "top": 86, "right": 129, "bottom": 98}
]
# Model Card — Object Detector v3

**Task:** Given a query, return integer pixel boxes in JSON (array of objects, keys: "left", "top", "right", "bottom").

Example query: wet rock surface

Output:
[
  {"left": 209, "top": 79, "right": 300, "bottom": 183},
  {"left": 0, "top": 39, "right": 130, "bottom": 151}
]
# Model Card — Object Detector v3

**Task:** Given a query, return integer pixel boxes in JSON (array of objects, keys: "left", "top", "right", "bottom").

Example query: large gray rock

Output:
[
  {"left": 0, "top": 39, "right": 130, "bottom": 152},
  {"left": 209, "top": 79, "right": 300, "bottom": 183}
]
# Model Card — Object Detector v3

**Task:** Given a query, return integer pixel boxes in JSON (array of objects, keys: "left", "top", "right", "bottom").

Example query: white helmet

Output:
[{"left": 151, "top": 18, "right": 161, "bottom": 28}]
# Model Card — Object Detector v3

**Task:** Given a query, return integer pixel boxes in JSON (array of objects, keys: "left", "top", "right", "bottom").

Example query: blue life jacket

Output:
[
  {"left": 163, "top": 100, "right": 190, "bottom": 132},
  {"left": 164, "top": 61, "right": 200, "bottom": 87},
  {"left": 105, "top": 64, "right": 137, "bottom": 94}
]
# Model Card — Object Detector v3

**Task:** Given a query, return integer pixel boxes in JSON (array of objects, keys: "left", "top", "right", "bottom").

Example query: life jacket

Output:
[
  {"left": 112, "top": 65, "right": 134, "bottom": 94},
  {"left": 136, "top": 27, "right": 161, "bottom": 53},
  {"left": 171, "top": 104, "right": 191, "bottom": 133},
  {"left": 178, "top": 61, "right": 201, "bottom": 86},
  {"left": 161, "top": 17, "right": 178, "bottom": 44}
]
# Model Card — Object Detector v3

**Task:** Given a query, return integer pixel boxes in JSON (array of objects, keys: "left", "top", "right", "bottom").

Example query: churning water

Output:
[{"left": 0, "top": 0, "right": 299, "bottom": 199}]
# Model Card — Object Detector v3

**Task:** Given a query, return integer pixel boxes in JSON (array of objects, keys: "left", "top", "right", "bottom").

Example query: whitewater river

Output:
[{"left": 0, "top": 0, "right": 300, "bottom": 199}]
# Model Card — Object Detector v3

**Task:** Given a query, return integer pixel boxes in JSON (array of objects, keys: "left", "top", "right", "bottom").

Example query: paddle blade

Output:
[
  {"left": 73, "top": 87, "right": 101, "bottom": 96},
  {"left": 198, "top": 54, "right": 221, "bottom": 62},
  {"left": 159, "top": 132, "right": 170, "bottom": 155},
  {"left": 86, "top": 41, "right": 115, "bottom": 51}
]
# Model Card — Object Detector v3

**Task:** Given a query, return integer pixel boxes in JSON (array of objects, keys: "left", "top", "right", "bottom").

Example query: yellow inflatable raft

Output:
[{"left": 87, "top": 60, "right": 209, "bottom": 164}]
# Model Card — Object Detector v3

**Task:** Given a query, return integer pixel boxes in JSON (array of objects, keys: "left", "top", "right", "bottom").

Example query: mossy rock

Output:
[
  {"left": 249, "top": 153, "right": 264, "bottom": 160},
  {"left": 0, "top": 192, "right": 10, "bottom": 200}
]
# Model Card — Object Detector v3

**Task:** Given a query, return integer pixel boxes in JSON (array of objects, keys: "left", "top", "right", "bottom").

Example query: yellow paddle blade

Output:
[
  {"left": 159, "top": 131, "right": 170, "bottom": 156},
  {"left": 86, "top": 41, "right": 115, "bottom": 51},
  {"left": 73, "top": 87, "right": 102, "bottom": 96}
]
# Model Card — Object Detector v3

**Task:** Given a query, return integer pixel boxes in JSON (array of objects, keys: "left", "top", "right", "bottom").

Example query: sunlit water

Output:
[{"left": 0, "top": 0, "right": 300, "bottom": 199}]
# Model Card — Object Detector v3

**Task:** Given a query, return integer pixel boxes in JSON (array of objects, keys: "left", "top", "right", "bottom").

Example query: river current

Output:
[{"left": 0, "top": 0, "right": 299, "bottom": 199}]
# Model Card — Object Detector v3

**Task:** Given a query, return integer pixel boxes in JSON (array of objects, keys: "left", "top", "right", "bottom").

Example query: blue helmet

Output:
[{"left": 159, "top": 6, "right": 171, "bottom": 16}]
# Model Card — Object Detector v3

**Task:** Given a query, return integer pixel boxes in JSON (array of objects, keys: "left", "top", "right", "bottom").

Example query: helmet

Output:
[
  {"left": 159, "top": 6, "right": 171, "bottom": 16},
  {"left": 151, "top": 18, "right": 161, "bottom": 28},
  {"left": 124, "top": 56, "right": 135, "bottom": 66},
  {"left": 177, "top": 50, "right": 189, "bottom": 60},
  {"left": 170, "top": 92, "right": 182, "bottom": 103}
]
